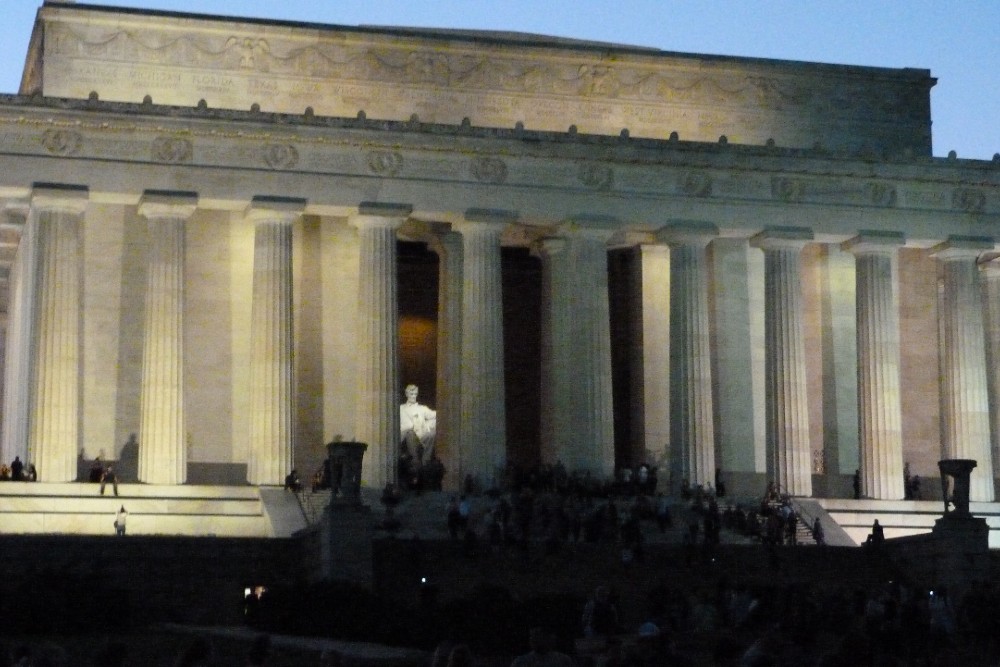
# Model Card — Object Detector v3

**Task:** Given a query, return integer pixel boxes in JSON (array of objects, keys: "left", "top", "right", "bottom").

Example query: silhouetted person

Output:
[{"left": 101, "top": 466, "right": 119, "bottom": 496}]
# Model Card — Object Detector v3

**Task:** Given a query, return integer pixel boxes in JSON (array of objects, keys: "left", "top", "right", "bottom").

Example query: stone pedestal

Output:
[
  {"left": 327, "top": 441, "right": 368, "bottom": 504},
  {"left": 322, "top": 503, "right": 374, "bottom": 587}
]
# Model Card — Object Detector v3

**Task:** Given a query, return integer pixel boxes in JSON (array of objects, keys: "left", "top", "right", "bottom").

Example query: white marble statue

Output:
[{"left": 400, "top": 384, "right": 436, "bottom": 460}]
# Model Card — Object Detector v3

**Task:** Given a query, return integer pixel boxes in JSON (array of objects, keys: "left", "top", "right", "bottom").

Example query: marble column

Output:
[
  {"left": 982, "top": 257, "right": 1000, "bottom": 485},
  {"left": 635, "top": 245, "right": 671, "bottom": 471},
  {"left": 659, "top": 222, "right": 717, "bottom": 491},
  {"left": 246, "top": 197, "right": 303, "bottom": 486},
  {"left": 933, "top": 238, "right": 994, "bottom": 501},
  {"left": 27, "top": 185, "right": 88, "bottom": 482},
  {"left": 455, "top": 213, "right": 509, "bottom": 488},
  {"left": 137, "top": 192, "right": 197, "bottom": 485},
  {"left": 537, "top": 237, "right": 572, "bottom": 468},
  {"left": 1, "top": 204, "right": 31, "bottom": 467},
  {"left": 752, "top": 228, "right": 813, "bottom": 497},
  {"left": 843, "top": 232, "right": 905, "bottom": 500},
  {"left": 538, "top": 225, "right": 615, "bottom": 475},
  {"left": 352, "top": 203, "right": 409, "bottom": 489},
  {"left": 431, "top": 230, "right": 463, "bottom": 488}
]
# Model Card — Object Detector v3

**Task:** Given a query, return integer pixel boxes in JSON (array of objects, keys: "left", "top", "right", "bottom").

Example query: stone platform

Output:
[
  {"left": 0, "top": 482, "right": 306, "bottom": 537},
  {"left": 816, "top": 498, "right": 1000, "bottom": 548}
]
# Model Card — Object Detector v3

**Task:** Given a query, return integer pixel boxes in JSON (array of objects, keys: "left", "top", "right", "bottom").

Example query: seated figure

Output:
[{"left": 400, "top": 384, "right": 436, "bottom": 462}]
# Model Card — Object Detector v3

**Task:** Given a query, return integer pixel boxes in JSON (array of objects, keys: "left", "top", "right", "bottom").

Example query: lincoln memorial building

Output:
[{"left": 2, "top": 1, "right": 999, "bottom": 501}]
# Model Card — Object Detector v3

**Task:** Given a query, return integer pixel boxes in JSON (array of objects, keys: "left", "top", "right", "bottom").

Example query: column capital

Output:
[
  {"left": 30, "top": 183, "right": 88, "bottom": 216},
  {"left": 351, "top": 202, "right": 410, "bottom": 230},
  {"left": 979, "top": 253, "right": 1000, "bottom": 278},
  {"left": 931, "top": 236, "right": 994, "bottom": 262},
  {"left": 751, "top": 226, "right": 813, "bottom": 251},
  {"left": 638, "top": 243, "right": 672, "bottom": 259},
  {"left": 245, "top": 195, "right": 306, "bottom": 225},
  {"left": 138, "top": 190, "right": 198, "bottom": 221},
  {"left": 842, "top": 230, "right": 905, "bottom": 255},
  {"left": 557, "top": 220, "right": 616, "bottom": 243},
  {"left": 532, "top": 236, "right": 567, "bottom": 258},
  {"left": 656, "top": 220, "right": 718, "bottom": 247}
]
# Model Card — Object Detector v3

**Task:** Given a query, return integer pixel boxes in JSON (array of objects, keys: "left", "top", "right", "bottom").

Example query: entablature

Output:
[{"left": 0, "top": 96, "right": 995, "bottom": 248}]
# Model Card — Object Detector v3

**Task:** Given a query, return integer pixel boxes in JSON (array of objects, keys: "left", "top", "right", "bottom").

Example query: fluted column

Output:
[
  {"left": 246, "top": 197, "right": 303, "bottom": 486},
  {"left": 752, "top": 228, "right": 813, "bottom": 497},
  {"left": 352, "top": 203, "right": 409, "bottom": 489},
  {"left": 137, "top": 192, "right": 196, "bottom": 485},
  {"left": 982, "top": 257, "right": 1000, "bottom": 486},
  {"left": 537, "top": 225, "right": 615, "bottom": 475},
  {"left": 933, "top": 238, "right": 994, "bottom": 501},
  {"left": 537, "top": 237, "right": 572, "bottom": 467},
  {"left": 456, "top": 213, "right": 509, "bottom": 488},
  {"left": 659, "top": 222, "right": 717, "bottom": 491},
  {"left": 844, "top": 232, "right": 905, "bottom": 499},
  {"left": 1, "top": 205, "right": 32, "bottom": 467},
  {"left": 431, "top": 230, "right": 463, "bottom": 489},
  {"left": 28, "top": 185, "right": 88, "bottom": 482}
]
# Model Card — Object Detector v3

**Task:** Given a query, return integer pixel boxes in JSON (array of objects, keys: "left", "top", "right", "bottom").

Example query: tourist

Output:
[
  {"left": 10, "top": 456, "right": 23, "bottom": 481},
  {"left": 100, "top": 465, "right": 119, "bottom": 496},
  {"left": 283, "top": 469, "right": 301, "bottom": 492},
  {"left": 114, "top": 505, "right": 128, "bottom": 536},
  {"left": 812, "top": 517, "right": 825, "bottom": 546},
  {"left": 89, "top": 457, "right": 104, "bottom": 483}
]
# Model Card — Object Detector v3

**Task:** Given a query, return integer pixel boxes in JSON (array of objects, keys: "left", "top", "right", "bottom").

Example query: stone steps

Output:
[
  {"left": 0, "top": 482, "right": 304, "bottom": 537},
  {"left": 816, "top": 498, "right": 1000, "bottom": 548}
]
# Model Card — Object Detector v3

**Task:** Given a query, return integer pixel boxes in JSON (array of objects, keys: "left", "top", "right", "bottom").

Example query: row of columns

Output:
[
  {"left": 0, "top": 187, "right": 310, "bottom": 485},
  {"left": 2, "top": 184, "right": 998, "bottom": 499},
  {"left": 661, "top": 225, "right": 997, "bottom": 501}
]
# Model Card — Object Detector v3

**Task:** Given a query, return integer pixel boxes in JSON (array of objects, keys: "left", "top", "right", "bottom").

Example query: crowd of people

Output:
[{"left": 0, "top": 456, "right": 37, "bottom": 482}]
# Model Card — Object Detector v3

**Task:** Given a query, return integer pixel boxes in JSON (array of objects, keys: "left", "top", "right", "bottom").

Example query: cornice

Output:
[{"left": 0, "top": 96, "right": 995, "bottom": 230}]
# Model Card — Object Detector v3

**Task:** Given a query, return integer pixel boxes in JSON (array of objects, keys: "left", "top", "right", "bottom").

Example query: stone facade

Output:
[{"left": 0, "top": 3, "right": 997, "bottom": 496}]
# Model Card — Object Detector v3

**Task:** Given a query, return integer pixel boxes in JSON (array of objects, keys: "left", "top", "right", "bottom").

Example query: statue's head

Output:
[{"left": 405, "top": 384, "right": 419, "bottom": 401}]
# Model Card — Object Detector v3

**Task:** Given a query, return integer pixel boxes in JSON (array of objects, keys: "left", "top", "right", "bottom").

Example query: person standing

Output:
[
  {"left": 10, "top": 456, "right": 23, "bottom": 481},
  {"left": 115, "top": 506, "right": 128, "bottom": 536},
  {"left": 101, "top": 465, "right": 120, "bottom": 496}
]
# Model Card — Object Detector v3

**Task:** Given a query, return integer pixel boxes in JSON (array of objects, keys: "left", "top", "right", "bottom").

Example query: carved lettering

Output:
[{"left": 952, "top": 188, "right": 986, "bottom": 213}]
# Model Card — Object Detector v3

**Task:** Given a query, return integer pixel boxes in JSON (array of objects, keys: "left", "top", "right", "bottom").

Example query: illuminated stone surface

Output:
[
  {"left": 753, "top": 229, "right": 813, "bottom": 497},
  {"left": 933, "top": 239, "right": 994, "bottom": 502},
  {"left": 844, "top": 233, "right": 905, "bottom": 500},
  {"left": 246, "top": 198, "right": 301, "bottom": 485},
  {"left": 0, "top": 4, "right": 993, "bottom": 498},
  {"left": 660, "top": 223, "right": 717, "bottom": 490},
  {"left": 138, "top": 192, "right": 196, "bottom": 485}
]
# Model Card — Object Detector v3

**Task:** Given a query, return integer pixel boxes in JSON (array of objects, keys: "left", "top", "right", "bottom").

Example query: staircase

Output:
[
  {"left": 0, "top": 482, "right": 306, "bottom": 537},
  {"left": 816, "top": 498, "right": 1000, "bottom": 547}
]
